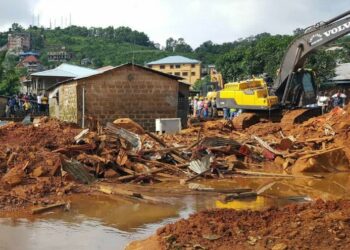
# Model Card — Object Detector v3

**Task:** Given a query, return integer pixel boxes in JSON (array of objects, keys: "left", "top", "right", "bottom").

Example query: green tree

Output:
[
  {"left": 192, "top": 76, "right": 210, "bottom": 91},
  {"left": 165, "top": 37, "right": 176, "bottom": 51},
  {"left": 306, "top": 50, "right": 337, "bottom": 85},
  {"left": 174, "top": 38, "right": 192, "bottom": 53},
  {"left": 10, "top": 23, "right": 24, "bottom": 32},
  {"left": 0, "top": 68, "right": 20, "bottom": 95}
]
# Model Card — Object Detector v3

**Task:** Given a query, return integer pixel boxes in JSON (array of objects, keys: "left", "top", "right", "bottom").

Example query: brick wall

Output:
[{"left": 78, "top": 65, "right": 179, "bottom": 131}]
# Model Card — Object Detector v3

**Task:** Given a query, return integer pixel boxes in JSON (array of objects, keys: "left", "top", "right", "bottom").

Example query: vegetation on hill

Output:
[
  {"left": 0, "top": 51, "right": 21, "bottom": 96},
  {"left": 1, "top": 23, "right": 350, "bottom": 96}
]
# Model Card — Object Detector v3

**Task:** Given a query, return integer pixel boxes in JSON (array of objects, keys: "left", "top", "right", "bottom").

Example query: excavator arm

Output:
[{"left": 274, "top": 10, "right": 350, "bottom": 106}]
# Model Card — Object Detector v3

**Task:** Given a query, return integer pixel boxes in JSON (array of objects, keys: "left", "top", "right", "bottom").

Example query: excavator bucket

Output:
[{"left": 280, "top": 108, "right": 322, "bottom": 130}]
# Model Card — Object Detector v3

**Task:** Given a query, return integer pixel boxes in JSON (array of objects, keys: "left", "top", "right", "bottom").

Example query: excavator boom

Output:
[{"left": 274, "top": 10, "right": 350, "bottom": 105}]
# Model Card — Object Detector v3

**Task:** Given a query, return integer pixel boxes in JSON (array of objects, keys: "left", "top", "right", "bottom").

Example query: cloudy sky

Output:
[{"left": 0, "top": 0, "right": 348, "bottom": 48}]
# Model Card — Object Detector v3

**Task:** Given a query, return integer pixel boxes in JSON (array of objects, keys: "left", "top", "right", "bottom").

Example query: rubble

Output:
[{"left": 0, "top": 104, "right": 350, "bottom": 211}]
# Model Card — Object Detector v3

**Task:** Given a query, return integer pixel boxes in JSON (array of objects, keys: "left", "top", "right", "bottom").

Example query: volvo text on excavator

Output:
[{"left": 216, "top": 10, "right": 350, "bottom": 129}]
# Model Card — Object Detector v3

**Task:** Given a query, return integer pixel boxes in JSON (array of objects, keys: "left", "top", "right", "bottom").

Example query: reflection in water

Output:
[
  {"left": 0, "top": 172, "right": 350, "bottom": 250},
  {"left": 216, "top": 196, "right": 269, "bottom": 210}
]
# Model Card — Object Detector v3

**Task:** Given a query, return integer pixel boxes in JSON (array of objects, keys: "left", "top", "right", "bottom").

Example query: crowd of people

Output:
[
  {"left": 317, "top": 90, "right": 347, "bottom": 114},
  {"left": 189, "top": 96, "right": 242, "bottom": 119},
  {"left": 189, "top": 97, "right": 218, "bottom": 118},
  {"left": 6, "top": 93, "right": 49, "bottom": 118}
]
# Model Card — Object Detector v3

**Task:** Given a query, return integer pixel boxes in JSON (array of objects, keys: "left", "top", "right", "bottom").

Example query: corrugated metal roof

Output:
[
  {"left": 333, "top": 63, "right": 350, "bottom": 81},
  {"left": 147, "top": 55, "right": 200, "bottom": 65},
  {"left": 31, "top": 63, "right": 98, "bottom": 78},
  {"left": 47, "top": 63, "right": 183, "bottom": 91}
]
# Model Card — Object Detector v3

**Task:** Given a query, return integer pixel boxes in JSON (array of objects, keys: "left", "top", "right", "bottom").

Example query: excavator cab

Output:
[{"left": 281, "top": 69, "right": 317, "bottom": 108}]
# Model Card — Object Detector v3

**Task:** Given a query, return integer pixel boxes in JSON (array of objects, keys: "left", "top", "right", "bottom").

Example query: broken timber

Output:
[{"left": 62, "top": 160, "right": 96, "bottom": 184}]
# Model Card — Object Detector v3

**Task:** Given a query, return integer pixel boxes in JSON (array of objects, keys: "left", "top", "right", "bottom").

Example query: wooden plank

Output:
[
  {"left": 32, "top": 202, "right": 67, "bottom": 214},
  {"left": 185, "top": 168, "right": 211, "bottom": 183},
  {"left": 234, "top": 169, "right": 314, "bottom": 179},
  {"left": 145, "top": 132, "right": 188, "bottom": 163},
  {"left": 142, "top": 146, "right": 187, "bottom": 154},
  {"left": 62, "top": 160, "right": 96, "bottom": 184},
  {"left": 134, "top": 158, "right": 189, "bottom": 176},
  {"left": 117, "top": 167, "right": 166, "bottom": 182},
  {"left": 96, "top": 184, "right": 167, "bottom": 204},
  {"left": 298, "top": 146, "right": 344, "bottom": 160}
]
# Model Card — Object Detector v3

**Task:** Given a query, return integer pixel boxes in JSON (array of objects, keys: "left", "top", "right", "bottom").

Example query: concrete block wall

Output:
[
  {"left": 79, "top": 65, "right": 179, "bottom": 131},
  {"left": 58, "top": 82, "right": 79, "bottom": 124}
]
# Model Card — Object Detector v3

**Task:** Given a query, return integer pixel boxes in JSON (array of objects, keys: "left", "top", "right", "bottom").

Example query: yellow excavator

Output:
[{"left": 216, "top": 10, "right": 350, "bottom": 129}]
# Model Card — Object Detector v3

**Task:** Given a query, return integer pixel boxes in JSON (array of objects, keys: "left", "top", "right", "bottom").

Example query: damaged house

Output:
[{"left": 48, "top": 63, "right": 189, "bottom": 131}]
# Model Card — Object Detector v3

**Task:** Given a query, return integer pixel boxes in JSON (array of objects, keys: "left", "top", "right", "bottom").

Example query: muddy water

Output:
[{"left": 1, "top": 172, "right": 350, "bottom": 250}]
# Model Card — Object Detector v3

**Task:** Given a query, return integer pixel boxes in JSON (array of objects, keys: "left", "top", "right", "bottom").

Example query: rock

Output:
[
  {"left": 113, "top": 118, "right": 145, "bottom": 135},
  {"left": 247, "top": 236, "right": 257, "bottom": 245},
  {"left": 2, "top": 167, "right": 24, "bottom": 187},
  {"left": 104, "top": 169, "right": 119, "bottom": 178},
  {"left": 132, "top": 163, "right": 148, "bottom": 173},
  {"left": 274, "top": 156, "right": 285, "bottom": 167},
  {"left": 32, "top": 166, "right": 47, "bottom": 177},
  {"left": 277, "top": 138, "right": 293, "bottom": 150},
  {"left": 272, "top": 243, "right": 288, "bottom": 250}
]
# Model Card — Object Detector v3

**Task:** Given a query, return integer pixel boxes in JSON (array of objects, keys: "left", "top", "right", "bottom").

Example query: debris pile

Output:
[
  {"left": 1, "top": 104, "right": 350, "bottom": 210},
  {"left": 153, "top": 199, "right": 350, "bottom": 250}
]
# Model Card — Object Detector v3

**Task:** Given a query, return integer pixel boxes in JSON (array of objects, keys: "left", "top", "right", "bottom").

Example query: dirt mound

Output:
[
  {"left": 0, "top": 117, "right": 80, "bottom": 149},
  {"left": 156, "top": 200, "right": 350, "bottom": 250}
]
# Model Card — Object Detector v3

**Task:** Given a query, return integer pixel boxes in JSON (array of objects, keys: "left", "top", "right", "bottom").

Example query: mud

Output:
[{"left": 154, "top": 199, "right": 350, "bottom": 250}]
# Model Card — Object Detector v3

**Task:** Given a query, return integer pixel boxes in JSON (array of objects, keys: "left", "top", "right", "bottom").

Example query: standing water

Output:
[{"left": 0, "top": 172, "right": 349, "bottom": 250}]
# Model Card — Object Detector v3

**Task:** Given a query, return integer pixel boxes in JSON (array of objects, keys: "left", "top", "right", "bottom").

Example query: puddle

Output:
[{"left": 1, "top": 172, "right": 350, "bottom": 250}]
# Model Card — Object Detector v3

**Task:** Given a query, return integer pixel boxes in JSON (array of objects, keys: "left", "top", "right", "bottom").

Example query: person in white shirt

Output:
[
  {"left": 317, "top": 91, "right": 330, "bottom": 114},
  {"left": 332, "top": 90, "right": 347, "bottom": 108},
  {"left": 37, "top": 93, "right": 42, "bottom": 113}
]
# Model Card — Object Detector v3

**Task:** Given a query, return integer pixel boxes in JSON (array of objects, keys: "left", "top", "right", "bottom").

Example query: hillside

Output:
[{"left": 1, "top": 23, "right": 350, "bottom": 96}]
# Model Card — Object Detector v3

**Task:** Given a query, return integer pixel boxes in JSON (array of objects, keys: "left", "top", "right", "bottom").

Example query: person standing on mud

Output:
[
  {"left": 212, "top": 97, "right": 217, "bottom": 118},
  {"left": 317, "top": 91, "right": 330, "bottom": 114},
  {"left": 37, "top": 93, "right": 42, "bottom": 113},
  {"left": 41, "top": 94, "right": 48, "bottom": 114},
  {"left": 197, "top": 98, "right": 203, "bottom": 118},
  {"left": 332, "top": 90, "right": 346, "bottom": 108},
  {"left": 8, "top": 97, "right": 16, "bottom": 118},
  {"left": 23, "top": 100, "right": 32, "bottom": 115},
  {"left": 207, "top": 98, "right": 212, "bottom": 118},
  {"left": 203, "top": 98, "right": 209, "bottom": 118},
  {"left": 193, "top": 97, "right": 198, "bottom": 117}
]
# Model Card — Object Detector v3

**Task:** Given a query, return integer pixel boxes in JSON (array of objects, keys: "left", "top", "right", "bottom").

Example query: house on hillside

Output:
[
  {"left": 147, "top": 56, "right": 201, "bottom": 85},
  {"left": 17, "top": 55, "right": 43, "bottom": 73},
  {"left": 30, "top": 63, "right": 98, "bottom": 94},
  {"left": 47, "top": 47, "right": 73, "bottom": 62},
  {"left": 19, "top": 51, "right": 40, "bottom": 60},
  {"left": 48, "top": 63, "right": 189, "bottom": 131}
]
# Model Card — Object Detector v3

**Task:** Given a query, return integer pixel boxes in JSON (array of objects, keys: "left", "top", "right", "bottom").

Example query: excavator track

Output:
[{"left": 231, "top": 108, "right": 321, "bottom": 130}]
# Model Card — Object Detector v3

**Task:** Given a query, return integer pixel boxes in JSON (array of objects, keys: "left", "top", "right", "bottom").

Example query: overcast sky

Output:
[{"left": 0, "top": 0, "right": 349, "bottom": 48}]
